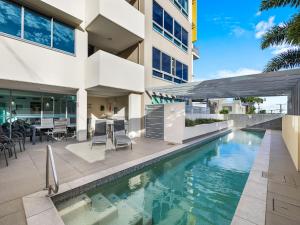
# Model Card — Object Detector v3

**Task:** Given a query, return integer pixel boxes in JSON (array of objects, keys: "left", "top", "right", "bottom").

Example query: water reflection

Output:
[{"left": 57, "top": 130, "right": 264, "bottom": 225}]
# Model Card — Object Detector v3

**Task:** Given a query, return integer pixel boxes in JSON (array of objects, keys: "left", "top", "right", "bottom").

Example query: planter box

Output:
[{"left": 183, "top": 120, "right": 234, "bottom": 142}]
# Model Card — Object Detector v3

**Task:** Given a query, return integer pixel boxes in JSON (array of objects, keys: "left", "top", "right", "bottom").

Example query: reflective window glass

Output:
[
  {"left": 153, "top": 1, "right": 163, "bottom": 26},
  {"left": 162, "top": 53, "right": 171, "bottom": 74},
  {"left": 176, "top": 61, "right": 182, "bottom": 78},
  {"left": 174, "top": 21, "right": 181, "bottom": 41},
  {"left": 183, "top": 64, "right": 188, "bottom": 80},
  {"left": 152, "top": 48, "right": 161, "bottom": 70},
  {"left": 164, "top": 11, "right": 173, "bottom": 34},
  {"left": 53, "top": 20, "right": 75, "bottom": 53},
  {"left": 24, "top": 9, "right": 51, "bottom": 46},
  {"left": 0, "top": 0, "right": 21, "bottom": 37},
  {"left": 182, "top": 28, "right": 188, "bottom": 46}
]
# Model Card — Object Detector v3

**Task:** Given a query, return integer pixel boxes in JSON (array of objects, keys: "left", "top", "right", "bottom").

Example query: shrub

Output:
[
  {"left": 219, "top": 109, "right": 229, "bottom": 114},
  {"left": 185, "top": 118, "right": 224, "bottom": 127}
]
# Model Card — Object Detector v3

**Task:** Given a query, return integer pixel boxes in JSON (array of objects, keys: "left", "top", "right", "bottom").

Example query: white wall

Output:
[
  {"left": 86, "top": 0, "right": 144, "bottom": 39},
  {"left": 0, "top": 31, "right": 87, "bottom": 90},
  {"left": 164, "top": 103, "right": 186, "bottom": 144},
  {"left": 85, "top": 50, "right": 145, "bottom": 92}
]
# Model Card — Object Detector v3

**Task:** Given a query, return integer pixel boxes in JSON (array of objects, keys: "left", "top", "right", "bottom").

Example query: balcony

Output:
[
  {"left": 86, "top": 0, "right": 145, "bottom": 54},
  {"left": 192, "top": 46, "right": 200, "bottom": 60},
  {"left": 85, "top": 50, "right": 145, "bottom": 95}
]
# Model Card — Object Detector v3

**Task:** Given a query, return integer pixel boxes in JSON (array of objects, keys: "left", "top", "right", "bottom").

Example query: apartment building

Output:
[{"left": 0, "top": 0, "right": 197, "bottom": 141}]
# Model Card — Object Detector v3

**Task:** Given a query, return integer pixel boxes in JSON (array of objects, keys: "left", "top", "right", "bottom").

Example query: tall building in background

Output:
[{"left": 0, "top": 0, "right": 198, "bottom": 141}]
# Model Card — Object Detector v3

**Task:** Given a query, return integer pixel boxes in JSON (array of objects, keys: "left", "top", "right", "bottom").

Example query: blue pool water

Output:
[{"left": 57, "top": 130, "right": 264, "bottom": 225}]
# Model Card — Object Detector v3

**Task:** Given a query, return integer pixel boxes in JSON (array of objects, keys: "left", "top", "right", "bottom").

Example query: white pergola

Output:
[{"left": 148, "top": 69, "right": 300, "bottom": 114}]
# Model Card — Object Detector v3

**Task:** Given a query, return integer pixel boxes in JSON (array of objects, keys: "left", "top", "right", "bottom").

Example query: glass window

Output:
[
  {"left": 174, "top": 78, "right": 182, "bottom": 84},
  {"left": 0, "top": 0, "right": 21, "bottom": 37},
  {"left": 153, "top": 70, "right": 163, "bottom": 78},
  {"left": 181, "top": 0, "right": 188, "bottom": 12},
  {"left": 24, "top": 9, "right": 51, "bottom": 46},
  {"left": 183, "top": 64, "right": 188, "bottom": 80},
  {"left": 176, "top": 61, "right": 182, "bottom": 78},
  {"left": 152, "top": 48, "right": 161, "bottom": 70},
  {"left": 182, "top": 28, "right": 188, "bottom": 46},
  {"left": 164, "top": 11, "right": 173, "bottom": 34},
  {"left": 174, "top": 21, "right": 181, "bottom": 41},
  {"left": 164, "top": 74, "right": 173, "bottom": 81},
  {"left": 53, "top": 20, "right": 75, "bottom": 54},
  {"left": 162, "top": 53, "right": 171, "bottom": 74},
  {"left": 153, "top": 1, "right": 163, "bottom": 26}
]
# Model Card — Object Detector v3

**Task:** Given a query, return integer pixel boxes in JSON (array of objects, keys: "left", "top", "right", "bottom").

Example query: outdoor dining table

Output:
[{"left": 31, "top": 124, "right": 76, "bottom": 145}]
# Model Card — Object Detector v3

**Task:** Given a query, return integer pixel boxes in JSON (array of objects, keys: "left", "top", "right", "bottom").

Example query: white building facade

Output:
[{"left": 0, "top": 0, "right": 196, "bottom": 140}]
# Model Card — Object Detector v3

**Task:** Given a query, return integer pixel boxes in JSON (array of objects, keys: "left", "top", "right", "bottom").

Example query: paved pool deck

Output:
[
  {"left": 1, "top": 130, "right": 300, "bottom": 225},
  {"left": 0, "top": 137, "right": 172, "bottom": 225}
]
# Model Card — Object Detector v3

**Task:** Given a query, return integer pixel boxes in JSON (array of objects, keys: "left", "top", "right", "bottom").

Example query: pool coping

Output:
[
  {"left": 22, "top": 128, "right": 233, "bottom": 225},
  {"left": 231, "top": 130, "right": 271, "bottom": 225}
]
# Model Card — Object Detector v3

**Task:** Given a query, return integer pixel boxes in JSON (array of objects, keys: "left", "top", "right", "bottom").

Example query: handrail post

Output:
[{"left": 45, "top": 145, "right": 59, "bottom": 196}]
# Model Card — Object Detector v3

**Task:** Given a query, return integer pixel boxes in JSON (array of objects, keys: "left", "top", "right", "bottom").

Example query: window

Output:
[
  {"left": 182, "top": 64, "right": 188, "bottom": 81},
  {"left": 162, "top": 53, "right": 171, "bottom": 74},
  {"left": 170, "top": 0, "right": 189, "bottom": 17},
  {"left": 153, "top": 1, "right": 188, "bottom": 52},
  {"left": 0, "top": 0, "right": 21, "bottom": 37},
  {"left": 153, "top": 1, "right": 163, "bottom": 26},
  {"left": 152, "top": 47, "right": 188, "bottom": 84},
  {"left": 152, "top": 47, "right": 161, "bottom": 70},
  {"left": 182, "top": 28, "right": 188, "bottom": 46},
  {"left": 24, "top": 9, "right": 51, "bottom": 46},
  {"left": 53, "top": 20, "right": 75, "bottom": 54},
  {"left": 0, "top": 1, "right": 75, "bottom": 54},
  {"left": 163, "top": 11, "right": 173, "bottom": 34},
  {"left": 176, "top": 61, "right": 182, "bottom": 78}
]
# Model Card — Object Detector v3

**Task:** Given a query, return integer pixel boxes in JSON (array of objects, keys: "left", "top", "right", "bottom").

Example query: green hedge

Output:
[{"left": 185, "top": 118, "right": 224, "bottom": 127}]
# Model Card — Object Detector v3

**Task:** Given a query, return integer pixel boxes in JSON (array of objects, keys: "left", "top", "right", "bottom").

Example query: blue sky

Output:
[
  {"left": 194, "top": 0, "right": 296, "bottom": 80},
  {"left": 193, "top": 0, "right": 296, "bottom": 112}
]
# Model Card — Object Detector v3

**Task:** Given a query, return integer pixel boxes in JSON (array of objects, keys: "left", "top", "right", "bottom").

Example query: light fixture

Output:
[
  {"left": 46, "top": 102, "right": 50, "bottom": 108},
  {"left": 11, "top": 101, "right": 15, "bottom": 105}
]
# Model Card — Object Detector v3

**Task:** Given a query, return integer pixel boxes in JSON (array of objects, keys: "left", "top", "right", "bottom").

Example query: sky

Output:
[{"left": 193, "top": 0, "right": 296, "bottom": 112}]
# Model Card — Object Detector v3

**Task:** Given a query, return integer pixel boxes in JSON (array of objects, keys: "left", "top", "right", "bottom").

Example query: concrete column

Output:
[
  {"left": 76, "top": 88, "right": 87, "bottom": 141},
  {"left": 128, "top": 93, "right": 142, "bottom": 137}
]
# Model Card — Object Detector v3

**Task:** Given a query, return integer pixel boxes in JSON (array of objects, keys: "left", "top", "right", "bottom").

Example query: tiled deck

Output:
[
  {"left": 266, "top": 130, "right": 300, "bottom": 225},
  {"left": 0, "top": 137, "right": 172, "bottom": 225}
]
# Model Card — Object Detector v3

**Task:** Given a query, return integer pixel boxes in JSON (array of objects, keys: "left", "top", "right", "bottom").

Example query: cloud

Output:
[
  {"left": 271, "top": 44, "right": 298, "bottom": 55},
  {"left": 255, "top": 16, "right": 275, "bottom": 39},
  {"left": 214, "top": 68, "right": 262, "bottom": 79},
  {"left": 255, "top": 11, "right": 262, "bottom": 17},
  {"left": 231, "top": 26, "right": 247, "bottom": 37}
]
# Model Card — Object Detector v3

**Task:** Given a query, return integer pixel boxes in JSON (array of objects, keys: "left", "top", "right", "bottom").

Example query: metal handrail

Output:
[{"left": 45, "top": 145, "right": 59, "bottom": 196}]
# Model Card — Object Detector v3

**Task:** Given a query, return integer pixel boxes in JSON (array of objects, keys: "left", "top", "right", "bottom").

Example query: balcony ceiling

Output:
[
  {"left": 87, "top": 15, "right": 143, "bottom": 54},
  {"left": 87, "top": 86, "right": 131, "bottom": 98},
  {"left": 149, "top": 69, "right": 300, "bottom": 99}
]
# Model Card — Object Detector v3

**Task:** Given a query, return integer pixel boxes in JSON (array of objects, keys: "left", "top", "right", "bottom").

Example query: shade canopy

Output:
[{"left": 149, "top": 69, "right": 300, "bottom": 99}]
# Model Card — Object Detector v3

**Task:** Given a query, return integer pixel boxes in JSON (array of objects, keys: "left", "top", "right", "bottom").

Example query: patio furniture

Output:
[
  {"left": 113, "top": 120, "right": 132, "bottom": 150},
  {"left": 91, "top": 120, "right": 107, "bottom": 150},
  {"left": 0, "top": 125, "right": 23, "bottom": 152},
  {"left": 0, "top": 135, "right": 17, "bottom": 160},
  {"left": 0, "top": 143, "right": 8, "bottom": 167},
  {"left": 46, "top": 119, "right": 68, "bottom": 142}
]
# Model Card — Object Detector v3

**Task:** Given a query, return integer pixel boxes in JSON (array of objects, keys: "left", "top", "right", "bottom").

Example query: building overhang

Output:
[
  {"left": 148, "top": 69, "right": 300, "bottom": 99},
  {"left": 86, "top": 0, "right": 145, "bottom": 54}
]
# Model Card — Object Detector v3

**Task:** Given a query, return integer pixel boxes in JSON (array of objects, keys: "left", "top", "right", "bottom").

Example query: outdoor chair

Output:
[
  {"left": 0, "top": 125, "right": 23, "bottom": 152},
  {"left": 46, "top": 119, "right": 67, "bottom": 142},
  {"left": 113, "top": 120, "right": 132, "bottom": 150},
  {"left": 91, "top": 120, "right": 107, "bottom": 150},
  {"left": 0, "top": 135, "right": 17, "bottom": 160},
  {"left": 0, "top": 143, "right": 9, "bottom": 167}
]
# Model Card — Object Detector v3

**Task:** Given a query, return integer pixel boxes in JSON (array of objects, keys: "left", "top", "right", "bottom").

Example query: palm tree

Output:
[{"left": 260, "top": 0, "right": 300, "bottom": 72}]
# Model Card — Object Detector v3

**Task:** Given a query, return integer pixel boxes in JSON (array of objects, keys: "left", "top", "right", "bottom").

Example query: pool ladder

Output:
[{"left": 45, "top": 145, "right": 59, "bottom": 196}]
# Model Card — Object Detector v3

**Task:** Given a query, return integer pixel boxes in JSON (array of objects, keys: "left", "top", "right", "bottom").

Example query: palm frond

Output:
[
  {"left": 260, "top": 0, "right": 300, "bottom": 11},
  {"left": 264, "top": 49, "right": 300, "bottom": 72},
  {"left": 287, "top": 13, "right": 300, "bottom": 44},
  {"left": 261, "top": 23, "right": 290, "bottom": 49}
]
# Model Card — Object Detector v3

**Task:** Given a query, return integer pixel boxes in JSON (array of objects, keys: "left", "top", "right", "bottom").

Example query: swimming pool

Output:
[{"left": 56, "top": 130, "right": 264, "bottom": 225}]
